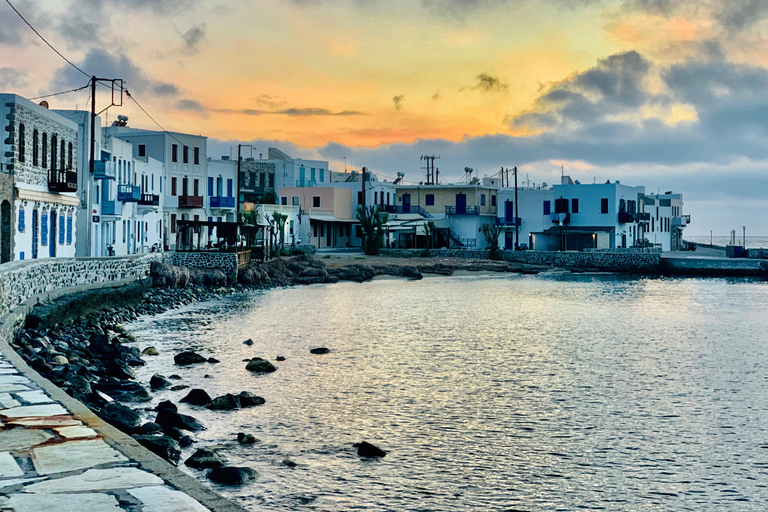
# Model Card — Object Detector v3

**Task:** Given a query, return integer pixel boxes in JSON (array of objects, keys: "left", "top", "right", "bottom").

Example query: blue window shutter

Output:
[
  {"left": 208, "top": 177, "right": 214, "bottom": 196},
  {"left": 543, "top": 201, "right": 551, "bottom": 215},
  {"left": 66, "top": 216, "right": 72, "bottom": 244},
  {"left": 19, "top": 252, "right": 24, "bottom": 260},
  {"left": 59, "top": 215, "right": 65, "bottom": 244},
  {"left": 41, "top": 213, "right": 48, "bottom": 246},
  {"left": 227, "top": 179, "right": 233, "bottom": 197},
  {"left": 207, "top": 216, "right": 212, "bottom": 223},
  {"left": 18, "top": 209, "right": 24, "bottom": 232}
]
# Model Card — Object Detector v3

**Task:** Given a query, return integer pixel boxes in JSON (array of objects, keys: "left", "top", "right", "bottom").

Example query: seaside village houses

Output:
[{"left": 1, "top": 91, "right": 691, "bottom": 262}]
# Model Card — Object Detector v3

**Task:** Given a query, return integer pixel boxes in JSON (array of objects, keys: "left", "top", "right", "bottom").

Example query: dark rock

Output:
[
  {"left": 179, "top": 435, "right": 194, "bottom": 447},
  {"left": 243, "top": 338, "right": 254, "bottom": 346},
  {"left": 133, "top": 434, "right": 181, "bottom": 464},
  {"left": 156, "top": 400, "right": 177, "bottom": 412},
  {"left": 238, "top": 391, "right": 265, "bottom": 407},
  {"left": 185, "top": 447, "right": 227, "bottom": 469},
  {"left": 237, "top": 433, "right": 258, "bottom": 445},
  {"left": 357, "top": 441, "right": 387, "bottom": 458},
  {"left": 204, "top": 374, "right": 213, "bottom": 379},
  {"left": 162, "top": 426, "right": 185, "bottom": 440},
  {"left": 180, "top": 389, "right": 212, "bottom": 406},
  {"left": 105, "top": 360, "right": 135, "bottom": 380},
  {"left": 309, "top": 347, "right": 330, "bottom": 355},
  {"left": 245, "top": 357, "right": 277, "bottom": 373},
  {"left": 169, "top": 374, "right": 182, "bottom": 380},
  {"left": 207, "top": 357, "right": 220, "bottom": 364},
  {"left": 137, "top": 422, "right": 163, "bottom": 434},
  {"left": 170, "top": 384, "right": 189, "bottom": 391},
  {"left": 206, "top": 393, "right": 241, "bottom": 411},
  {"left": 155, "top": 409, "right": 205, "bottom": 431},
  {"left": 150, "top": 374, "right": 172, "bottom": 390},
  {"left": 207, "top": 466, "right": 257, "bottom": 485},
  {"left": 141, "top": 347, "right": 159, "bottom": 356},
  {"left": 174, "top": 351, "right": 208, "bottom": 365},
  {"left": 275, "top": 356, "right": 285, "bottom": 361},
  {"left": 94, "top": 381, "right": 151, "bottom": 402},
  {"left": 282, "top": 458, "right": 297, "bottom": 467},
  {"left": 100, "top": 402, "right": 141, "bottom": 434}
]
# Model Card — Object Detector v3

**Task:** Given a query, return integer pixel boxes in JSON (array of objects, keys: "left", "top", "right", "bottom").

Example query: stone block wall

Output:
[
  {"left": 745, "top": 248, "right": 768, "bottom": 259},
  {"left": 171, "top": 252, "right": 238, "bottom": 282},
  {"left": 0, "top": 253, "right": 160, "bottom": 316}
]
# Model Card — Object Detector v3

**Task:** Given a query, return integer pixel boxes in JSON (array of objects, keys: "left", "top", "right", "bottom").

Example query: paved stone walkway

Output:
[{"left": 0, "top": 354, "right": 213, "bottom": 512}]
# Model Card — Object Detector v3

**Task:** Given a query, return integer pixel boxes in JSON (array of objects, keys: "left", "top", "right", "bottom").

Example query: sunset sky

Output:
[{"left": 3, "top": 0, "right": 768, "bottom": 234}]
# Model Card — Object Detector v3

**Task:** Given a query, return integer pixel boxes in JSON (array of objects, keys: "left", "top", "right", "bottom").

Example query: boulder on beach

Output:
[
  {"left": 309, "top": 347, "right": 330, "bottom": 355},
  {"left": 137, "top": 422, "right": 162, "bottom": 435},
  {"left": 94, "top": 381, "right": 151, "bottom": 402},
  {"left": 275, "top": 356, "right": 285, "bottom": 361},
  {"left": 133, "top": 433, "right": 181, "bottom": 464},
  {"left": 207, "top": 466, "right": 257, "bottom": 485},
  {"left": 155, "top": 409, "right": 205, "bottom": 431},
  {"left": 156, "top": 400, "right": 177, "bottom": 412},
  {"left": 150, "top": 374, "right": 172, "bottom": 390},
  {"left": 185, "top": 446, "right": 227, "bottom": 469},
  {"left": 180, "top": 389, "right": 212, "bottom": 406},
  {"left": 141, "top": 347, "right": 159, "bottom": 356},
  {"left": 174, "top": 351, "right": 208, "bottom": 365},
  {"left": 237, "top": 433, "right": 258, "bottom": 445},
  {"left": 206, "top": 394, "right": 241, "bottom": 411},
  {"left": 100, "top": 401, "right": 141, "bottom": 434},
  {"left": 356, "top": 441, "right": 387, "bottom": 458},
  {"left": 238, "top": 391, "right": 265, "bottom": 407},
  {"left": 245, "top": 357, "right": 277, "bottom": 373},
  {"left": 243, "top": 338, "right": 254, "bottom": 346}
]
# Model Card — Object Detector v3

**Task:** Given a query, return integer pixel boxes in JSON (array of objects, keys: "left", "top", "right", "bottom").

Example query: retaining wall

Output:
[{"left": 171, "top": 252, "right": 238, "bottom": 282}]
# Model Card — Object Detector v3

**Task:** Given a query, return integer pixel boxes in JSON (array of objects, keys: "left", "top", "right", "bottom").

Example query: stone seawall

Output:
[
  {"left": 0, "top": 253, "right": 160, "bottom": 316},
  {"left": 381, "top": 249, "right": 661, "bottom": 273},
  {"left": 171, "top": 252, "right": 238, "bottom": 283}
]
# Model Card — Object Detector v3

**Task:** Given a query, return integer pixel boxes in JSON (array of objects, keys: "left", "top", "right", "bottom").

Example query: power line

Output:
[
  {"left": 4, "top": 0, "right": 90, "bottom": 79},
  {"left": 29, "top": 84, "right": 90, "bottom": 101}
]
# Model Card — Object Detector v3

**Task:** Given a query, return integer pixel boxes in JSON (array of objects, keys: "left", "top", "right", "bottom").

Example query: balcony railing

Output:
[
  {"left": 495, "top": 217, "right": 521, "bottom": 226},
  {"left": 178, "top": 195, "right": 204, "bottom": 208},
  {"left": 138, "top": 193, "right": 160, "bottom": 207},
  {"left": 385, "top": 205, "right": 433, "bottom": 218},
  {"left": 618, "top": 211, "right": 636, "bottom": 224},
  {"left": 210, "top": 196, "right": 235, "bottom": 208},
  {"left": 118, "top": 184, "right": 141, "bottom": 202},
  {"left": 295, "top": 179, "right": 317, "bottom": 187},
  {"left": 48, "top": 169, "right": 77, "bottom": 193},
  {"left": 445, "top": 205, "right": 479, "bottom": 215},
  {"left": 93, "top": 160, "right": 116, "bottom": 180},
  {"left": 101, "top": 200, "right": 122, "bottom": 216}
]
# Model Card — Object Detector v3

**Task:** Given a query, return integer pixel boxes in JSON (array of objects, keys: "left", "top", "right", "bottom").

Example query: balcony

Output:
[
  {"left": 295, "top": 179, "right": 316, "bottom": 187},
  {"left": 48, "top": 169, "right": 77, "bottom": 193},
  {"left": 93, "top": 160, "right": 116, "bottom": 180},
  {"left": 118, "top": 184, "right": 141, "bottom": 202},
  {"left": 618, "top": 211, "right": 636, "bottom": 224},
  {"left": 138, "top": 194, "right": 160, "bottom": 207},
  {"left": 178, "top": 195, "right": 204, "bottom": 208},
  {"left": 445, "top": 205, "right": 479, "bottom": 215},
  {"left": 101, "top": 200, "right": 122, "bottom": 217},
  {"left": 495, "top": 217, "right": 521, "bottom": 226},
  {"left": 672, "top": 215, "right": 691, "bottom": 227},
  {"left": 210, "top": 196, "right": 235, "bottom": 209},
  {"left": 637, "top": 212, "right": 651, "bottom": 224}
]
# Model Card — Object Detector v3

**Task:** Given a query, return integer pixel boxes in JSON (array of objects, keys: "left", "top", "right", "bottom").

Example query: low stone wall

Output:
[
  {"left": 171, "top": 251, "right": 238, "bottom": 282},
  {"left": 0, "top": 253, "right": 160, "bottom": 316},
  {"left": 381, "top": 248, "right": 661, "bottom": 272},
  {"left": 745, "top": 248, "right": 768, "bottom": 259}
]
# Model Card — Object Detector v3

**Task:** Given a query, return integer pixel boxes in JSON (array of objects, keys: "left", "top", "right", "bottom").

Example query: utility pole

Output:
[
  {"left": 361, "top": 167, "right": 367, "bottom": 250},
  {"left": 514, "top": 166, "right": 519, "bottom": 250},
  {"left": 421, "top": 155, "right": 440, "bottom": 184}
]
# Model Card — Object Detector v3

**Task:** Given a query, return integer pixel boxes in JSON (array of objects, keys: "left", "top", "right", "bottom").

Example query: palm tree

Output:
[{"left": 356, "top": 205, "right": 389, "bottom": 255}]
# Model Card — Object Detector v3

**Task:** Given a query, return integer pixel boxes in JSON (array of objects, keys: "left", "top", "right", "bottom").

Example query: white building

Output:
[
  {"left": 269, "top": 147, "right": 330, "bottom": 190},
  {"left": 496, "top": 184, "right": 554, "bottom": 250},
  {"left": 206, "top": 157, "right": 237, "bottom": 223},
  {"left": 256, "top": 204, "right": 301, "bottom": 247},
  {"left": 643, "top": 192, "right": 688, "bottom": 251},
  {"left": 1, "top": 94, "right": 79, "bottom": 261}
]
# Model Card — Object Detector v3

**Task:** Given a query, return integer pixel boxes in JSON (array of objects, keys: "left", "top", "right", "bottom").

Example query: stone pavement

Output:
[{"left": 0, "top": 353, "right": 216, "bottom": 512}]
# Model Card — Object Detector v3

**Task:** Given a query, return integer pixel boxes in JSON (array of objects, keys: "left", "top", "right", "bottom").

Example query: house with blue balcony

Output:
[{"left": 207, "top": 158, "right": 237, "bottom": 223}]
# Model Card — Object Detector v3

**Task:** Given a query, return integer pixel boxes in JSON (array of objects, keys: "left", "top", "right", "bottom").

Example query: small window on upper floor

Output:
[
  {"left": 281, "top": 196, "right": 288, "bottom": 206},
  {"left": 194, "top": 147, "right": 200, "bottom": 165},
  {"left": 172, "top": 144, "right": 178, "bottom": 163},
  {"left": 491, "top": 195, "right": 496, "bottom": 207},
  {"left": 601, "top": 198, "right": 609, "bottom": 214},
  {"left": 138, "top": 145, "right": 146, "bottom": 157},
  {"left": 572, "top": 198, "right": 579, "bottom": 214},
  {"left": 481, "top": 194, "right": 486, "bottom": 206},
  {"left": 183, "top": 146, "right": 189, "bottom": 164},
  {"left": 426, "top": 194, "right": 435, "bottom": 206},
  {"left": 18, "top": 123, "right": 25, "bottom": 163},
  {"left": 543, "top": 200, "right": 551, "bottom": 215},
  {"left": 313, "top": 196, "right": 321, "bottom": 208}
]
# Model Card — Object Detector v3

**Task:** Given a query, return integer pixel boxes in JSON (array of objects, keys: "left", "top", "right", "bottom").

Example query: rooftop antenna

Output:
[{"left": 561, "top": 164, "right": 564, "bottom": 178}]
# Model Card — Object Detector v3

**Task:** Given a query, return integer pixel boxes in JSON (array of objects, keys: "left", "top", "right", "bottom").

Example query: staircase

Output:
[{"left": 449, "top": 231, "right": 477, "bottom": 248}]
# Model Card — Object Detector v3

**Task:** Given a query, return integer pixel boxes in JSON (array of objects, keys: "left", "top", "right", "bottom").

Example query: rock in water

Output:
[
  {"left": 275, "top": 356, "right": 285, "bottom": 361},
  {"left": 207, "top": 466, "right": 257, "bottom": 485},
  {"left": 180, "top": 388, "right": 212, "bottom": 406},
  {"left": 185, "top": 447, "right": 227, "bottom": 469},
  {"left": 206, "top": 394, "right": 241, "bottom": 411},
  {"left": 174, "top": 351, "right": 208, "bottom": 365},
  {"left": 133, "top": 434, "right": 181, "bottom": 464},
  {"left": 100, "top": 402, "right": 141, "bottom": 434},
  {"left": 245, "top": 357, "right": 277, "bottom": 373},
  {"left": 94, "top": 381, "right": 151, "bottom": 402},
  {"left": 149, "top": 374, "right": 172, "bottom": 389},
  {"left": 309, "top": 347, "right": 330, "bottom": 355},
  {"left": 243, "top": 338, "right": 254, "bottom": 346},
  {"left": 141, "top": 347, "right": 159, "bottom": 356},
  {"left": 155, "top": 409, "right": 205, "bottom": 431},
  {"left": 237, "top": 433, "right": 258, "bottom": 445},
  {"left": 357, "top": 441, "right": 387, "bottom": 458},
  {"left": 238, "top": 391, "right": 265, "bottom": 407}
]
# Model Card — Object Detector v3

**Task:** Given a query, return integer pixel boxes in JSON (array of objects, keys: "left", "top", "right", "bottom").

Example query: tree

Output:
[
  {"left": 238, "top": 209, "right": 259, "bottom": 226},
  {"left": 422, "top": 220, "right": 437, "bottom": 256},
  {"left": 259, "top": 188, "right": 278, "bottom": 205},
  {"left": 272, "top": 211, "right": 288, "bottom": 249},
  {"left": 480, "top": 223, "right": 503, "bottom": 260},
  {"left": 357, "top": 205, "right": 389, "bottom": 255}
]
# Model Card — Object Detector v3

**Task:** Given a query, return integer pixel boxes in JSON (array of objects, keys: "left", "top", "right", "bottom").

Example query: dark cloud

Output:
[
  {"left": 52, "top": 49, "right": 180, "bottom": 99},
  {"left": 252, "top": 94, "right": 287, "bottom": 108},
  {"left": 717, "top": 0, "right": 768, "bottom": 35},
  {"left": 472, "top": 73, "right": 508, "bottom": 92},
  {"left": 393, "top": 95, "right": 405, "bottom": 110},
  {"left": 181, "top": 24, "right": 207, "bottom": 55},
  {"left": 0, "top": 67, "right": 29, "bottom": 89},
  {"left": 177, "top": 99, "right": 207, "bottom": 113}
]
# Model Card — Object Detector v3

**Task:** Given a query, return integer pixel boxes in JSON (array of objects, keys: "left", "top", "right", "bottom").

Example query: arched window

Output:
[
  {"left": 18, "top": 123, "right": 25, "bottom": 163},
  {"left": 42, "top": 133, "right": 48, "bottom": 169},
  {"left": 67, "top": 142, "right": 73, "bottom": 170},
  {"left": 33, "top": 129, "right": 39, "bottom": 166},
  {"left": 51, "top": 135, "right": 58, "bottom": 172},
  {"left": 60, "top": 139, "right": 65, "bottom": 171}
]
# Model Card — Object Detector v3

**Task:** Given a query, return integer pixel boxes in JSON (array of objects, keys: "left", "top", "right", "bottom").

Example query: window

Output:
[
  {"left": 33, "top": 129, "right": 38, "bottom": 166},
  {"left": 357, "top": 191, "right": 363, "bottom": 204},
  {"left": 18, "top": 123, "right": 25, "bottom": 162},
  {"left": 320, "top": 169, "right": 324, "bottom": 182},
  {"left": 182, "top": 177, "right": 188, "bottom": 196},
  {"left": 269, "top": 174, "right": 274, "bottom": 188},
  {"left": 67, "top": 142, "right": 73, "bottom": 169},
  {"left": 292, "top": 196, "right": 299, "bottom": 206},
  {"left": 289, "top": 220, "right": 294, "bottom": 234},
  {"left": 313, "top": 223, "right": 318, "bottom": 237},
  {"left": 171, "top": 214, "right": 177, "bottom": 233},
  {"left": 208, "top": 216, "right": 213, "bottom": 223},
  {"left": 137, "top": 144, "right": 146, "bottom": 157},
  {"left": 194, "top": 147, "right": 199, "bottom": 165},
  {"left": 194, "top": 215, "right": 199, "bottom": 221},
  {"left": 51, "top": 135, "right": 57, "bottom": 172},
  {"left": 60, "top": 139, "right": 65, "bottom": 170},
  {"left": 387, "top": 193, "right": 391, "bottom": 206},
  {"left": 320, "top": 224, "right": 324, "bottom": 237},
  {"left": 171, "top": 177, "right": 177, "bottom": 196},
  {"left": 572, "top": 198, "right": 579, "bottom": 214},
  {"left": 66, "top": 215, "right": 72, "bottom": 244},
  {"left": 42, "top": 133, "right": 48, "bottom": 168},
  {"left": 543, "top": 200, "right": 551, "bottom": 215},
  {"left": 183, "top": 146, "right": 189, "bottom": 164},
  {"left": 193, "top": 179, "right": 199, "bottom": 196},
  {"left": 122, "top": 220, "right": 126, "bottom": 242},
  {"left": 59, "top": 215, "right": 65, "bottom": 244},
  {"left": 374, "top": 192, "right": 378, "bottom": 204},
  {"left": 41, "top": 212, "right": 48, "bottom": 246},
  {"left": 281, "top": 196, "right": 288, "bottom": 206},
  {"left": 601, "top": 198, "right": 609, "bottom": 214},
  {"left": 346, "top": 225, "right": 351, "bottom": 237},
  {"left": 481, "top": 194, "right": 486, "bottom": 206},
  {"left": 426, "top": 194, "right": 435, "bottom": 206},
  {"left": 355, "top": 225, "right": 362, "bottom": 238},
  {"left": 151, "top": 174, "right": 154, "bottom": 191},
  {"left": 217, "top": 217, "right": 222, "bottom": 222},
  {"left": 491, "top": 195, "right": 496, "bottom": 207},
  {"left": 95, "top": 184, "right": 99, "bottom": 205},
  {"left": 312, "top": 196, "right": 321, "bottom": 208},
  {"left": 18, "top": 208, "right": 24, "bottom": 232},
  {"left": 208, "top": 177, "right": 214, "bottom": 197},
  {"left": 227, "top": 179, "right": 233, "bottom": 197},
  {"left": 172, "top": 144, "right": 179, "bottom": 162},
  {"left": 311, "top": 168, "right": 316, "bottom": 181}
]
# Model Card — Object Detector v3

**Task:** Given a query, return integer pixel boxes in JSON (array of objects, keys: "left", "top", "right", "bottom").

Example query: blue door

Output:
[
  {"left": 456, "top": 193, "right": 467, "bottom": 215},
  {"left": 403, "top": 193, "right": 411, "bottom": 214},
  {"left": 49, "top": 214, "right": 56, "bottom": 257},
  {"left": 31, "top": 210, "right": 38, "bottom": 259},
  {"left": 505, "top": 231, "right": 514, "bottom": 250},
  {"left": 505, "top": 200, "right": 514, "bottom": 225}
]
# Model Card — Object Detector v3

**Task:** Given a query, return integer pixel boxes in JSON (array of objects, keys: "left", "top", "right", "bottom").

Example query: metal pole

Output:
[
  {"left": 514, "top": 166, "right": 519, "bottom": 250},
  {"left": 361, "top": 167, "right": 366, "bottom": 250},
  {"left": 743, "top": 226, "right": 746, "bottom": 247},
  {"left": 236, "top": 145, "right": 241, "bottom": 218},
  {"left": 89, "top": 76, "right": 96, "bottom": 176}
]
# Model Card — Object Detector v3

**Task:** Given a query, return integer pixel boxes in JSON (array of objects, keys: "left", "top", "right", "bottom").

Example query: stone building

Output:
[{"left": 0, "top": 94, "right": 79, "bottom": 261}]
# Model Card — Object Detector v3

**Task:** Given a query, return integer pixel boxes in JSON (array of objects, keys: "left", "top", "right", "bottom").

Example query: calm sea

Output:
[
  {"left": 685, "top": 236, "right": 768, "bottom": 248},
  {"left": 129, "top": 274, "right": 768, "bottom": 511}
]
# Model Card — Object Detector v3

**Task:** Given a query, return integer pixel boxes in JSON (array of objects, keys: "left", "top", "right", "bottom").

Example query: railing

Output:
[
  {"left": 93, "top": 160, "right": 116, "bottom": 180},
  {"left": 210, "top": 196, "right": 235, "bottom": 208},
  {"left": 101, "top": 200, "right": 121, "bottom": 216},
  {"left": 445, "top": 205, "right": 479, "bottom": 215},
  {"left": 178, "top": 195, "right": 204, "bottom": 208},
  {"left": 449, "top": 232, "right": 477, "bottom": 248},
  {"left": 495, "top": 217, "right": 521, "bottom": 226},
  {"left": 295, "top": 179, "right": 317, "bottom": 187},
  {"left": 48, "top": 169, "right": 77, "bottom": 193},
  {"left": 138, "top": 194, "right": 160, "bottom": 207},
  {"left": 385, "top": 205, "right": 433, "bottom": 218},
  {"left": 618, "top": 211, "right": 636, "bottom": 224},
  {"left": 117, "top": 184, "right": 141, "bottom": 202}
]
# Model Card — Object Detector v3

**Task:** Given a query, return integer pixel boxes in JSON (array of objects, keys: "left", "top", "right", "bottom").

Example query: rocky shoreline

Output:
[{"left": 9, "top": 254, "right": 544, "bottom": 485}]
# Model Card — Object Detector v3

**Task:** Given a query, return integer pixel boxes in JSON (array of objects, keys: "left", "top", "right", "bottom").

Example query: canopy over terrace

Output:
[{"left": 175, "top": 219, "right": 271, "bottom": 263}]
